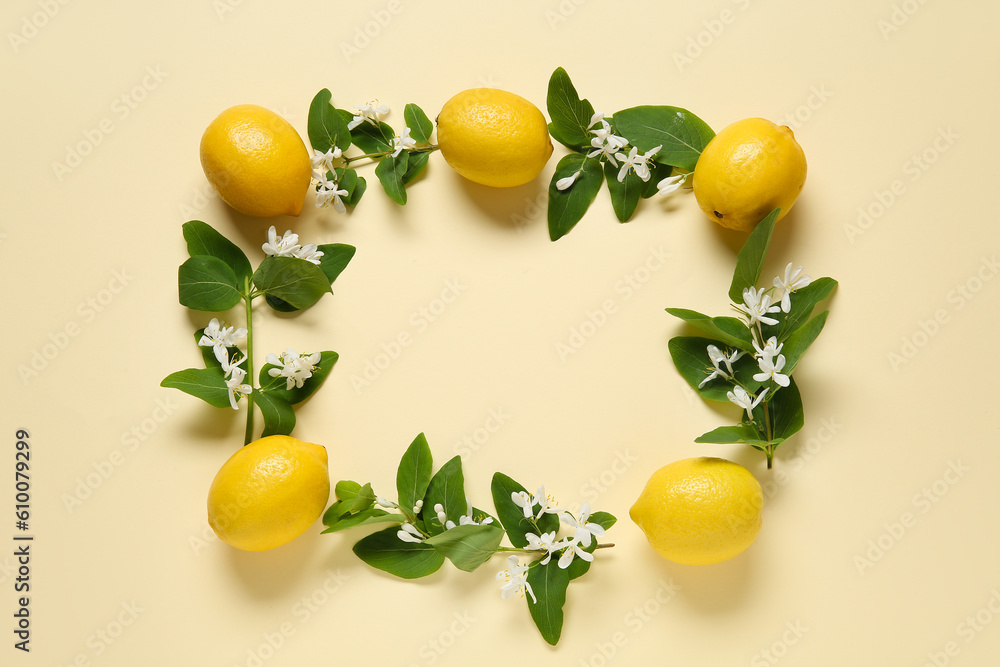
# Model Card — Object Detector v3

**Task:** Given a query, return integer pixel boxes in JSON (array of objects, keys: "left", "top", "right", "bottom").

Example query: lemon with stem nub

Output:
[
  {"left": 436, "top": 88, "right": 553, "bottom": 188},
  {"left": 207, "top": 435, "right": 330, "bottom": 551},
  {"left": 693, "top": 117, "right": 807, "bottom": 232},
  {"left": 630, "top": 457, "right": 762, "bottom": 565}
]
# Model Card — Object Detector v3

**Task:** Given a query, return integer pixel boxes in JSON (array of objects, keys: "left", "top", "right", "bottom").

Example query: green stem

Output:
[
  {"left": 242, "top": 277, "right": 255, "bottom": 446},
  {"left": 344, "top": 144, "right": 439, "bottom": 166},
  {"left": 497, "top": 543, "right": 615, "bottom": 554}
]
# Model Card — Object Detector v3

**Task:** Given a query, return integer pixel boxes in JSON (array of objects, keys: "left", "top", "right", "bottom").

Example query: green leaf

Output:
[
  {"left": 308, "top": 89, "right": 351, "bottom": 152},
  {"left": 258, "top": 351, "right": 339, "bottom": 405},
  {"left": 253, "top": 390, "right": 295, "bottom": 437},
  {"left": 526, "top": 560, "right": 570, "bottom": 646},
  {"left": 397, "top": 433, "right": 434, "bottom": 516},
  {"left": 352, "top": 526, "right": 445, "bottom": 579},
  {"left": 404, "top": 103, "right": 434, "bottom": 143},
  {"left": 322, "top": 508, "right": 404, "bottom": 534},
  {"left": 316, "top": 244, "right": 356, "bottom": 287},
  {"left": 402, "top": 150, "right": 430, "bottom": 185},
  {"left": 178, "top": 256, "right": 242, "bottom": 312},
  {"left": 253, "top": 256, "right": 332, "bottom": 310},
  {"left": 345, "top": 482, "right": 377, "bottom": 514},
  {"left": 728, "top": 208, "right": 780, "bottom": 303},
  {"left": 781, "top": 310, "right": 829, "bottom": 375},
  {"left": 182, "top": 220, "right": 252, "bottom": 282},
  {"left": 766, "top": 278, "right": 838, "bottom": 341},
  {"left": 666, "top": 309, "right": 754, "bottom": 351},
  {"left": 375, "top": 151, "right": 409, "bottom": 205},
  {"left": 334, "top": 480, "right": 362, "bottom": 502},
  {"left": 490, "top": 473, "right": 559, "bottom": 548},
  {"left": 767, "top": 379, "right": 804, "bottom": 442},
  {"left": 351, "top": 120, "right": 394, "bottom": 154},
  {"left": 603, "top": 161, "right": 643, "bottom": 222},
  {"left": 548, "top": 153, "right": 604, "bottom": 241},
  {"left": 160, "top": 367, "right": 231, "bottom": 409},
  {"left": 696, "top": 423, "right": 768, "bottom": 445},
  {"left": 348, "top": 174, "right": 367, "bottom": 206},
  {"left": 588, "top": 511, "right": 617, "bottom": 531},
  {"left": 425, "top": 524, "right": 505, "bottom": 572},
  {"left": 546, "top": 67, "right": 596, "bottom": 150},
  {"left": 612, "top": 106, "right": 715, "bottom": 171},
  {"left": 668, "top": 336, "right": 761, "bottom": 402},
  {"left": 423, "top": 456, "right": 466, "bottom": 536}
]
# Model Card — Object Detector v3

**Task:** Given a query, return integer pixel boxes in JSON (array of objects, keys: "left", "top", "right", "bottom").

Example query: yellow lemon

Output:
[
  {"left": 207, "top": 435, "right": 330, "bottom": 551},
  {"left": 693, "top": 118, "right": 807, "bottom": 232},
  {"left": 436, "top": 88, "right": 553, "bottom": 188},
  {"left": 199, "top": 104, "right": 312, "bottom": 218},
  {"left": 630, "top": 457, "right": 762, "bottom": 565}
]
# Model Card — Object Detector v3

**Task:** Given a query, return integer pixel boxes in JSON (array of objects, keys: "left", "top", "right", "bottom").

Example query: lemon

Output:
[
  {"left": 207, "top": 435, "right": 330, "bottom": 551},
  {"left": 436, "top": 88, "right": 553, "bottom": 188},
  {"left": 630, "top": 457, "right": 762, "bottom": 565},
  {"left": 693, "top": 118, "right": 807, "bottom": 232},
  {"left": 200, "top": 104, "right": 312, "bottom": 218}
]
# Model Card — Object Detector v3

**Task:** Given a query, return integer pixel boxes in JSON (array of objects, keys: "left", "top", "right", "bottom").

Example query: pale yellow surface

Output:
[{"left": 2, "top": 1, "right": 999, "bottom": 665}]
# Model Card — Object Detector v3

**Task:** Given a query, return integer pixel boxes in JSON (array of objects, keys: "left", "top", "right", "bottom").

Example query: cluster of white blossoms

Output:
[
  {"left": 265, "top": 348, "right": 322, "bottom": 391},
  {"left": 556, "top": 112, "right": 687, "bottom": 197},
  {"left": 312, "top": 102, "right": 418, "bottom": 211},
  {"left": 198, "top": 318, "right": 251, "bottom": 410},
  {"left": 700, "top": 263, "right": 812, "bottom": 420},
  {"left": 261, "top": 226, "right": 324, "bottom": 265}
]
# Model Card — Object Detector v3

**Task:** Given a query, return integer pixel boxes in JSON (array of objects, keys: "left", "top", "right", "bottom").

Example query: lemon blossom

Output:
[
  {"left": 656, "top": 173, "right": 686, "bottom": 197},
  {"left": 512, "top": 486, "right": 559, "bottom": 520},
  {"left": 311, "top": 147, "right": 342, "bottom": 175},
  {"left": 262, "top": 226, "right": 300, "bottom": 258},
  {"left": 497, "top": 555, "right": 536, "bottom": 603},
  {"left": 555, "top": 171, "right": 581, "bottom": 191},
  {"left": 587, "top": 113, "right": 628, "bottom": 166},
  {"left": 199, "top": 318, "right": 247, "bottom": 365},
  {"left": 754, "top": 353, "right": 790, "bottom": 388},
  {"left": 222, "top": 358, "right": 252, "bottom": 411},
  {"left": 735, "top": 287, "right": 781, "bottom": 327},
  {"left": 700, "top": 344, "right": 744, "bottom": 388},
  {"left": 752, "top": 336, "right": 783, "bottom": 363},
  {"left": 727, "top": 386, "right": 768, "bottom": 420},
  {"left": 397, "top": 522, "right": 423, "bottom": 544},
  {"left": 557, "top": 536, "right": 594, "bottom": 569},
  {"left": 293, "top": 243, "right": 324, "bottom": 266},
  {"left": 774, "top": 263, "right": 812, "bottom": 313},
  {"left": 266, "top": 348, "right": 322, "bottom": 391},
  {"left": 391, "top": 126, "right": 417, "bottom": 158},
  {"left": 615, "top": 145, "right": 661, "bottom": 183},
  {"left": 347, "top": 102, "right": 390, "bottom": 130},
  {"left": 525, "top": 531, "right": 561, "bottom": 565},
  {"left": 316, "top": 176, "right": 349, "bottom": 213},
  {"left": 560, "top": 503, "right": 605, "bottom": 548}
]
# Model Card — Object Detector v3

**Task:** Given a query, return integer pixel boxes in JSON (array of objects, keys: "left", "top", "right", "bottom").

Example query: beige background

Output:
[{"left": 3, "top": 0, "right": 998, "bottom": 665}]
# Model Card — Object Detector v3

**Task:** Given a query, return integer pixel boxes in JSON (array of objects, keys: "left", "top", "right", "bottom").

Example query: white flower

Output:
[
  {"left": 734, "top": 287, "right": 782, "bottom": 327},
  {"left": 392, "top": 126, "right": 417, "bottom": 157},
  {"left": 560, "top": 503, "right": 605, "bottom": 548},
  {"left": 512, "top": 486, "right": 558, "bottom": 520},
  {"left": 752, "top": 336, "right": 783, "bottom": 363},
  {"left": 557, "top": 535, "right": 594, "bottom": 569},
  {"left": 699, "top": 344, "right": 744, "bottom": 388},
  {"left": 262, "top": 226, "right": 301, "bottom": 258},
  {"left": 311, "top": 147, "right": 342, "bottom": 175},
  {"left": 615, "top": 145, "right": 661, "bottom": 182},
  {"left": 455, "top": 497, "right": 493, "bottom": 527},
  {"left": 555, "top": 171, "right": 580, "bottom": 191},
  {"left": 656, "top": 173, "right": 686, "bottom": 197},
  {"left": 266, "top": 348, "right": 322, "bottom": 391},
  {"left": 293, "top": 243, "right": 324, "bottom": 266},
  {"left": 397, "top": 522, "right": 423, "bottom": 543},
  {"left": 375, "top": 496, "right": 395, "bottom": 508},
  {"left": 754, "top": 353, "right": 790, "bottom": 387},
  {"left": 199, "top": 318, "right": 247, "bottom": 365},
  {"left": 223, "top": 363, "right": 252, "bottom": 411},
  {"left": 524, "top": 531, "right": 562, "bottom": 565},
  {"left": 316, "top": 178, "right": 350, "bottom": 213},
  {"left": 347, "top": 102, "right": 390, "bottom": 130},
  {"left": 727, "top": 386, "right": 768, "bottom": 420},
  {"left": 586, "top": 115, "right": 629, "bottom": 166},
  {"left": 774, "top": 263, "right": 812, "bottom": 313},
  {"left": 496, "top": 555, "right": 536, "bottom": 603}
]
